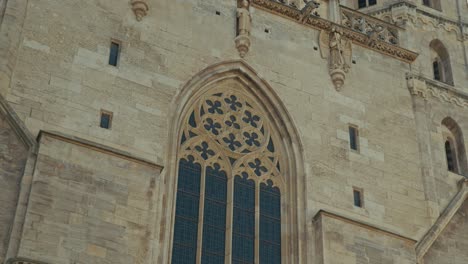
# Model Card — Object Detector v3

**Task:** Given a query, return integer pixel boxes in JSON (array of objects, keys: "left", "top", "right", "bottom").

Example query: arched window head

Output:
[
  {"left": 430, "top": 40, "right": 453, "bottom": 85},
  {"left": 172, "top": 84, "right": 284, "bottom": 263},
  {"left": 441, "top": 117, "right": 467, "bottom": 176}
]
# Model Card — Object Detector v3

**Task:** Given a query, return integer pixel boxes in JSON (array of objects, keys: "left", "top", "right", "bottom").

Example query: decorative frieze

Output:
[
  {"left": 341, "top": 6, "right": 400, "bottom": 45},
  {"left": 407, "top": 73, "right": 468, "bottom": 108},
  {"left": 251, "top": 0, "right": 418, "bottom": 63},
  {"left": 131, "top": 0, "right": 149, "bottom": 21},
  {"left": 368, "top": 2, "right": 468, "bottom": 41}
]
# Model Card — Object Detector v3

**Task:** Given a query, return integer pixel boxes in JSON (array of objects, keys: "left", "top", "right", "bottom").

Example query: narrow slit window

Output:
[
  {"left": 100, "top": 111, "right": 113, "bottom": 129},
  {"left": 109, "top": 41, "right": 120, "bottom": 66},
  {"left": 353, "top": 189, "right": 363, "bottom": 208},
  {"left": 433, "top": 60, "right": 441, "bottom": 81},
  {"left": 349, "top": 126, "right": 359, "bottom": 151},
  {"left": 358, "top": 0, "right": 367, "bottom": 8},
  {"left": 445, "top": 140, "right": 456, "bottom": 172}
]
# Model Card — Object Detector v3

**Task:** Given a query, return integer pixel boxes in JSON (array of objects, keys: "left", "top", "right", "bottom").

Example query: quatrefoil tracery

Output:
[{"left": 179, "top": 89, "right": 282, "bottom": 187}]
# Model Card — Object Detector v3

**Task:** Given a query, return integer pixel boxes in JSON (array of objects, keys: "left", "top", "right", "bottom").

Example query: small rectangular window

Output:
[
  {"left": 358, "top": 0, "right": 367, "bottom": 8},
  {"left": 100, "top": 111, "right": 113, "bottom": 129},
  {"left": 423, "top": 0, "right": 431, "bottom": 7},
  {"left": 349, "top": 126, "right": 359, "bottom": 151},
  {"left": 353, "top": 188, "right": 363, "bottom": 208},
  {"left": 369, "top": 0, "right": 377, "bottom": 6},
  {"left": 109, "top": 41, "right": 120, "bottom": 66}
]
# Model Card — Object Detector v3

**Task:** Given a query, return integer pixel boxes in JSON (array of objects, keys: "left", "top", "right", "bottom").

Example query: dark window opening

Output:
[
  {"left": 358, "top": 0, "right": 367, "bottom": 8},
  {"left": 433, "top": 60, "right": 441, "bottom": 81},
  {"left": 358, "top": 0, "right": 376, "bottom": 8},
  {"left": 445, "top": 140, "right": 456, "bottom": 172},
  {"left": 423, "top": 0, "right": 431, "bottom": 6},
  {"left": 349, "top": 126, "right": 359, "bottom": 151},
  {"left": 353, "top": 189, "right": 363, "bottom": 208},
  {"left": 109, "top": 41, "right": 120, "bottom": 66},
  {"left": 100, "top": 111, "right": 112, "bottom": 129}
]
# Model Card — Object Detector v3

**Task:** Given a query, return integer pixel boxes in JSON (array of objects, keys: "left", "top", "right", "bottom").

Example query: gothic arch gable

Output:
[{"left": 158, "top": 60, "right": 306, "bottom": 264}]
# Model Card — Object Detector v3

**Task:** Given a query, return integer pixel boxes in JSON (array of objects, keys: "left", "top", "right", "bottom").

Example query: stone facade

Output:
[{"left": 0, "top": 0, "right": 466, "bottom": 263}]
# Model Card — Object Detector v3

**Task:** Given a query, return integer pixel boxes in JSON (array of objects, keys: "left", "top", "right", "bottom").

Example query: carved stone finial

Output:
[
  {"left": 235, "top": 0, "right": 252, "bottom": 58},
  {"left": 131, "top": 0, "right": 149, "bottom": 21}
]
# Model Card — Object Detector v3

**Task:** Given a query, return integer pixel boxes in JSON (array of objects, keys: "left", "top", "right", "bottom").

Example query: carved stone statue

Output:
[
  {"left": 235, "top": 0, "right": 252, "bottom": 58},
  {"left": 237, "top": 0, "right": 251, "bottom": 36},
  {"left": 319, "top": 27, "right": 352, "bottom": 91}
]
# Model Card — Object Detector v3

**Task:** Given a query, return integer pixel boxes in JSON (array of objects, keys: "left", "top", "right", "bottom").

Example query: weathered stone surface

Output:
[
  {"left": 0, "top": 114, "right": 28, "bottom": 264},
  {"left": 16, "top": 133, "right": 161, "bottom": 264}
]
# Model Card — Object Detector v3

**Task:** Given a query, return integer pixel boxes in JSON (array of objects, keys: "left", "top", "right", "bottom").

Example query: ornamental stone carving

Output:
[
  {"left": 235, "top": 0, "right": 252, "bottom": 58},
  {"left": 407, "top": 73, "right": 468, "bottom": 108},
  {"left": 131, "top": 0, "right": 149, "bottom": 21},
  {"left": 250, "top": 0, "right": 418, "bottom": 63},
  {"left": 320, "top": 28, "right": 352, "bottom": 91}
]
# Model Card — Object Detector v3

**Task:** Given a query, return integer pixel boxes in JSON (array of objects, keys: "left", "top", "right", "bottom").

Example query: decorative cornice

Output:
[
  {"left": 251, "top": 0, "right": 418, "bottom": 63},
  {"left": 407, "top": 73, "right": 468, "bottom": 108},
  {"left": 367, "top": 1, "right": 468, "bottom": 41}
]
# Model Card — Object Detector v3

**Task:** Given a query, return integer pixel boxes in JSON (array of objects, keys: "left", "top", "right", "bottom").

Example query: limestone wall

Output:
[
  {"left": 315, "top": 211, "right": 417, "bottom": 264},
  {"left": 0, "top": 0, "right": 466, "bottom": 263},
  {"left": 0, "top": 114, "right": 28, "bottom": 263},
  {"left": 423, "top": 199, "right": 468, "bottom": 264},
  {"left": 16, "top": 132, "right": 161, "bottom": 264}
]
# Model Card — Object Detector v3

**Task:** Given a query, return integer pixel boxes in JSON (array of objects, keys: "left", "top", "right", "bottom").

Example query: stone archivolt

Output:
[
  {"left": 251, "top": 0, "right": 418, "bottom": 63},
  {"left": 407, "top": 73, "right": 468, "bottom": 108}
]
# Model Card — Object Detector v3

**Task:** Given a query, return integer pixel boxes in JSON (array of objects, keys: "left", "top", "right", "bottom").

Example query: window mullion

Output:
[
  {"left": 255, "top": 180, "right": 260, "bottom": 264},
  {"left": 196, "top": 166, "right": 207, "bottom": 264},
  {"left": 225, "top": 176, "right": 234, "bottom": 264}
]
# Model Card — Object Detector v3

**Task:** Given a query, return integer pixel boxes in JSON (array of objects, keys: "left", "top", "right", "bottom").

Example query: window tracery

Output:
[{"left": 172, "top": 88, "right": 283, "bottom": 263}]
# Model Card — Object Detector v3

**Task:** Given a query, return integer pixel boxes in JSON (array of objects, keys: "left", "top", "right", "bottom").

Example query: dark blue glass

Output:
[
  {"left": 100, "top": 113, "right": 111, "bottom": 129},
  {"left": 201, "top": 164, "right": 227, "bottom": 263},
  {"left": 232, "top": 174, "right": 255, "bottom": 264},
  {"left": 260, "top": 182, "right": 281, "bottom": 264},
  {"left": 172, "top": 157, "right": 201, "bottom": 264},
  {"left": 109, "top": 42, "right": 119, "bottom": 66}
]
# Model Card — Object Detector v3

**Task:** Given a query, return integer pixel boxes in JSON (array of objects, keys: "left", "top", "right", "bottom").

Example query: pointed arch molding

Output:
[{"left": 159, "top": 60, "right": 307, "bottom": 263}]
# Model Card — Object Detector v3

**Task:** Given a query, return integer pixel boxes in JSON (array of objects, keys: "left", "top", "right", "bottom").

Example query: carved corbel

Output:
[
  {"left": 319, "top": 28, "right": 352, "bottom": 91},
  {"left": 407, "top": 75, "right": 428, "bottom": 99},
  {"left": 235, "top": 0, "right": 252, "bottom": 58},
  {"left": 131, "top": 0, "right": 149, "bottom": 21}
]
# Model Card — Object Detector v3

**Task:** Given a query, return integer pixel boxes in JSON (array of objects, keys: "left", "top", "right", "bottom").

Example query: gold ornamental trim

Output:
[{"left": 251, "top": 0, "right": 418, "bottom": 63}]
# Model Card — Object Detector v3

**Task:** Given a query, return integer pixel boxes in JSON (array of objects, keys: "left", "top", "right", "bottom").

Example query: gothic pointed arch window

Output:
[
  {"left": 442, "top": 117, "right": 467, "bottom": 176},
  {"left": 430, "top": 39, "right": 453, "bottom": 85},
  {"left": 171, "top": 81, "right": 284, "bottom": 263}
]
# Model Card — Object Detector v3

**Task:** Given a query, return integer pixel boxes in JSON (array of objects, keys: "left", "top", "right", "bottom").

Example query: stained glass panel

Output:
[
  {"left": 172, "top": 157, "right": 201, "bottom": 264},
  {"left": 201, "top": 165, "right": 227, "bottom": 263},
  {"left": 260, "top": 181, "right": 281, "bottom": 264},
  {"left": 232, "top": 174, "right": 255, "bottom": 264}
]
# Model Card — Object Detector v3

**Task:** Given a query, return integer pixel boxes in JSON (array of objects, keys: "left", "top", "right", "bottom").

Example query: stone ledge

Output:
[
  {"left": 5, "top": 258, "right": 49, "bottom": 264},
  {"left": 313, "top": 209, "right": 417, "bottom": 244},
  {"left": 407, "top": 73, "right": 468, "bottom": 108},
  {"left": 415, "top": 178, "right": 468, "bottom": 263},
  {"left": 38, "top": 130, "right": 163, "bottom": 170}
]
